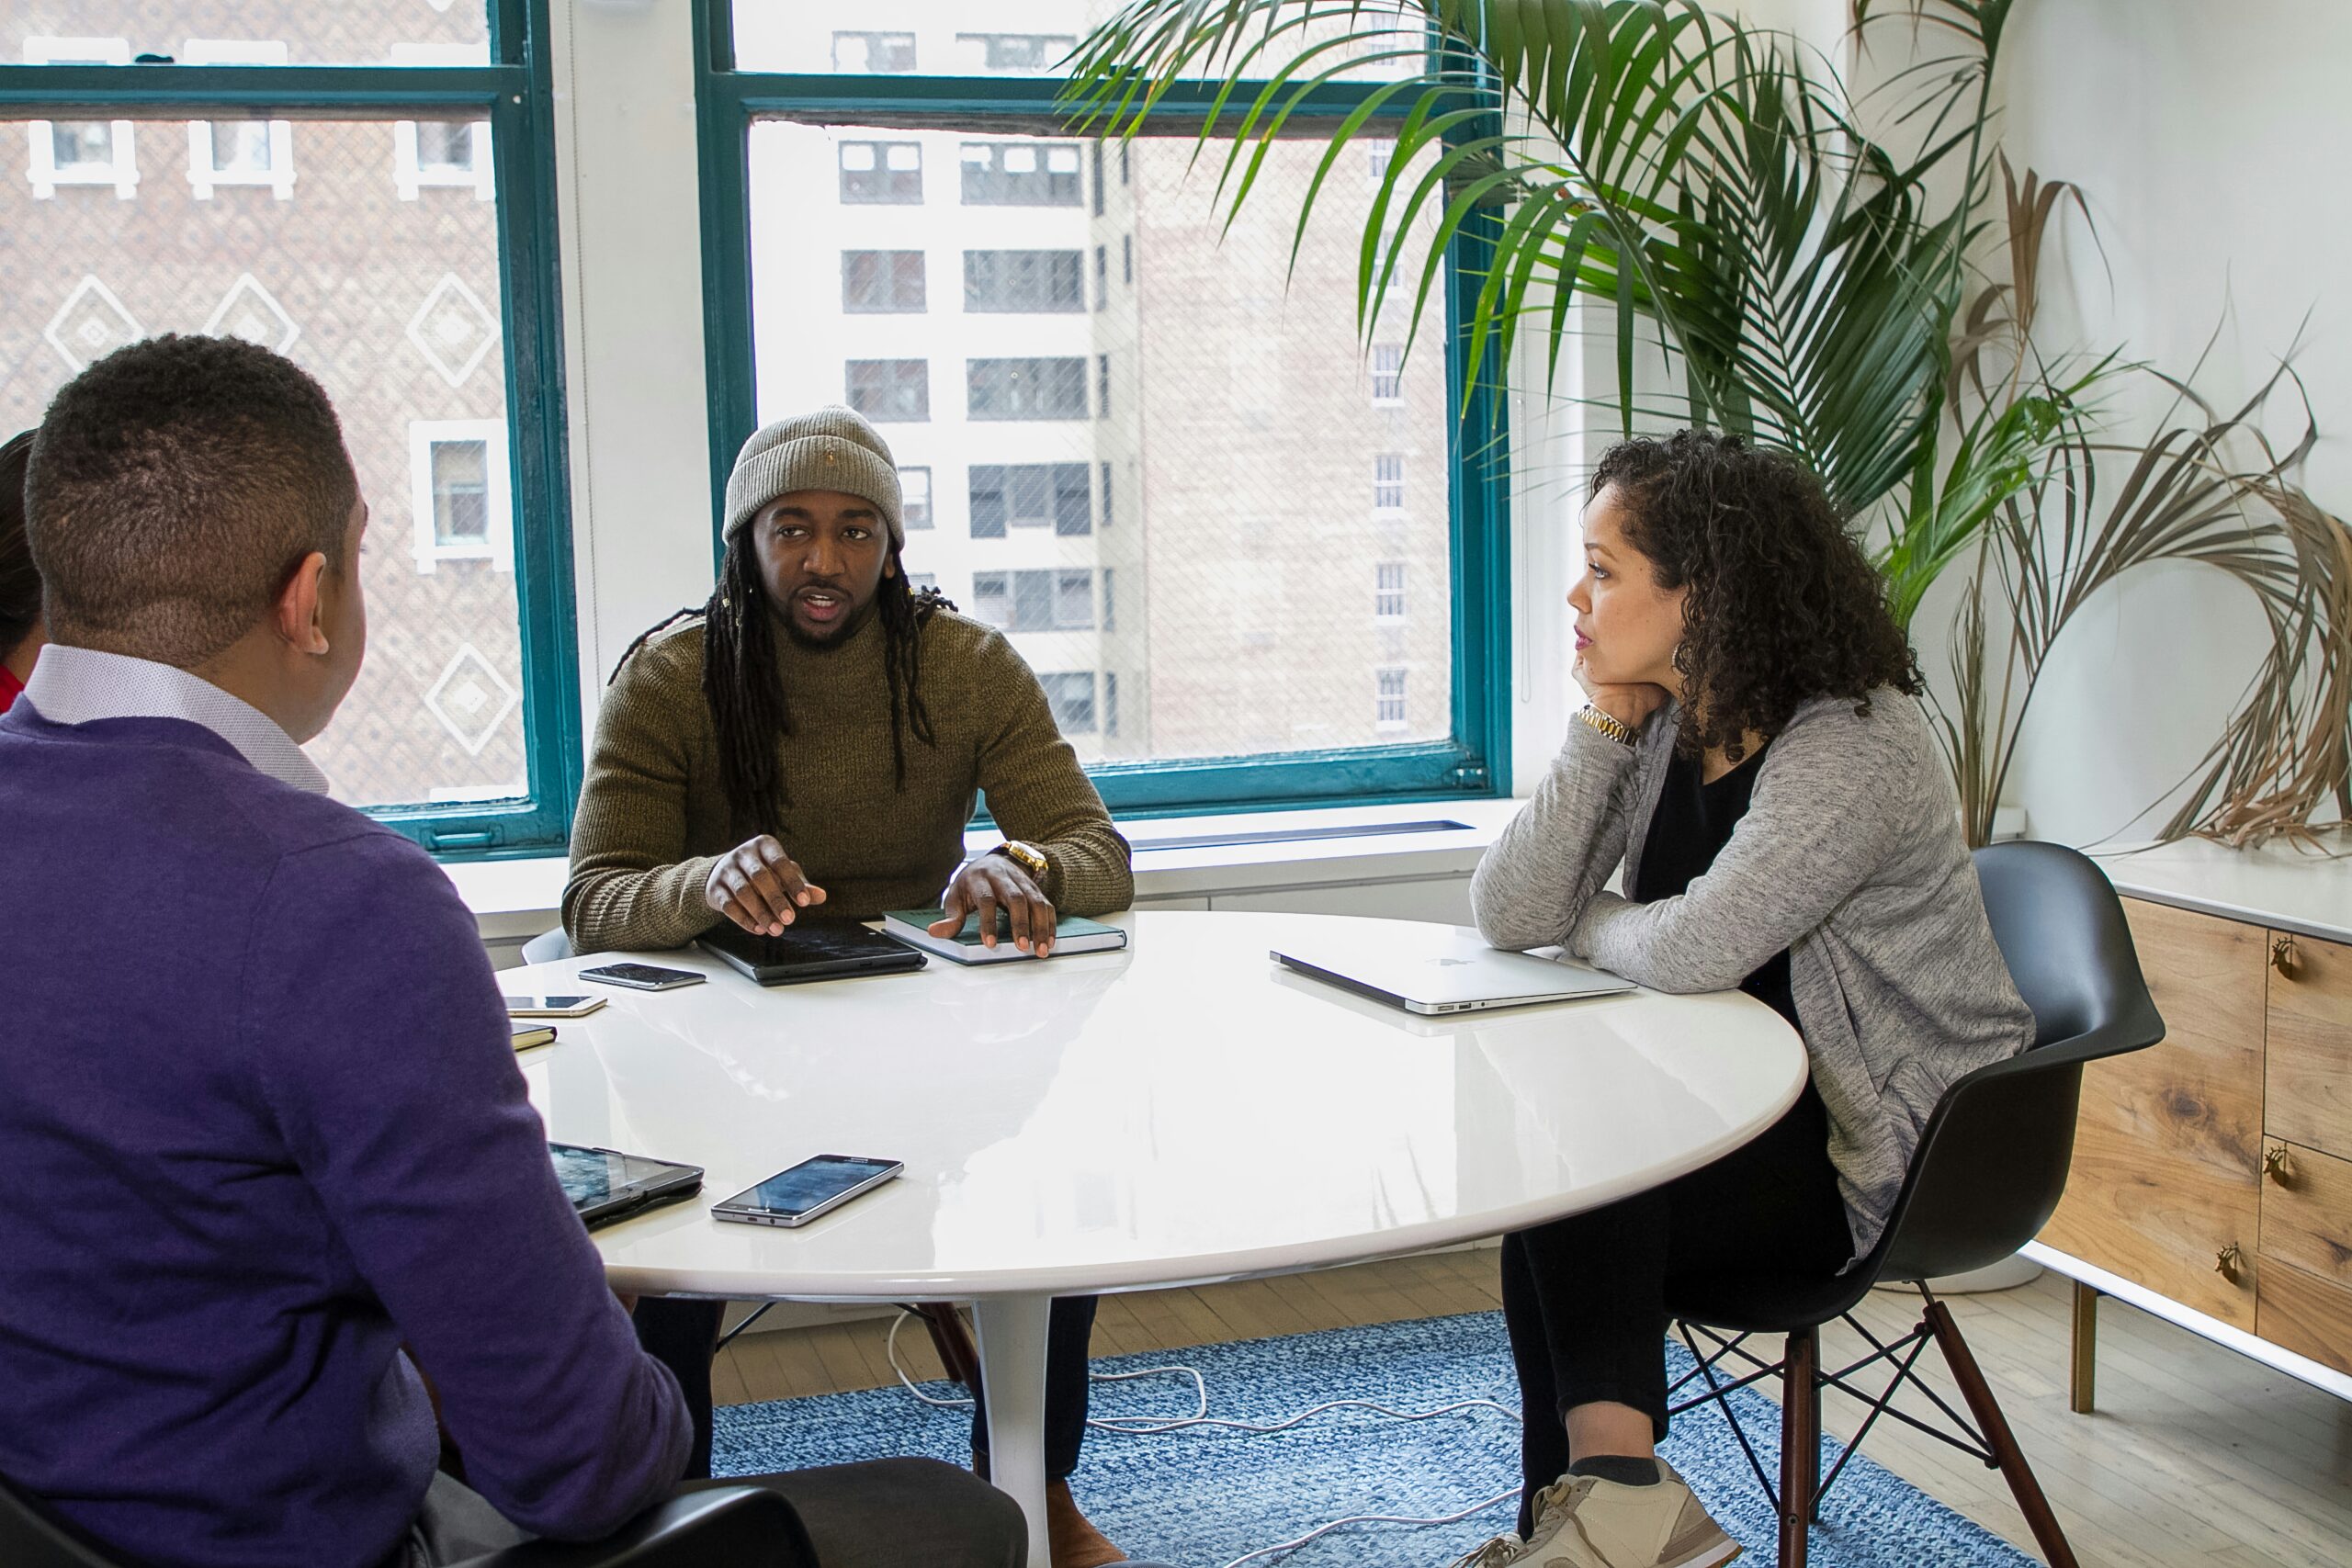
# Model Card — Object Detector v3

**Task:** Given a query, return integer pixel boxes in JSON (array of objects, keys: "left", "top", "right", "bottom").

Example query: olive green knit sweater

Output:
[{"left": 563, "top": 608, "right": 1133, "bottom": 953}]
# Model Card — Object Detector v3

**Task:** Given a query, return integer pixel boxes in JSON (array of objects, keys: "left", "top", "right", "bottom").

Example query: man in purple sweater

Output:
[{"left": 0, "top": 335, "right": 1023, "bottom": 1568}]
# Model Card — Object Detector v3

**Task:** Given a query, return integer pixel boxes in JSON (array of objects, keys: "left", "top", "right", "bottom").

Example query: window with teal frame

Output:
[
  {"left": 0, "top": 0, "right": 579, "bottom": 859},
  {"left": 695, "top": 2, "right": 1510, "bottom": 817}
]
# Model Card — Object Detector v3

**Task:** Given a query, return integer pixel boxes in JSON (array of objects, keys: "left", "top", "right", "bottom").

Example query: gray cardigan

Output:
[{"left": 1470, "top": 692, "right": 2034, "bottom": 1258}]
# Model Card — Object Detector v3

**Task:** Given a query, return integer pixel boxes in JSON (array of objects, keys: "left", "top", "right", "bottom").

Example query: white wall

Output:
[{"left": 1991, "top": 0, "right": 2347, "bottom": 844}]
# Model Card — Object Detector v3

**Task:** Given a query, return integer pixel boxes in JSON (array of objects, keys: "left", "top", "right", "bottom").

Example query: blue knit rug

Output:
[{"left": 714, "top": 1311, "right": 2034, "bottom": 1568}]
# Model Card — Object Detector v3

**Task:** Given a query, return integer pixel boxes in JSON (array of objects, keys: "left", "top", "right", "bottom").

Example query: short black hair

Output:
[
  {"left": 27, "top": 333, "right": 357, "bottom": 667},
  {"left": 0, "top": 430, "right": 35, "bottom": 659},
  {"left": 1591, "top": 430, "right": 1921, "bottom": 761}
]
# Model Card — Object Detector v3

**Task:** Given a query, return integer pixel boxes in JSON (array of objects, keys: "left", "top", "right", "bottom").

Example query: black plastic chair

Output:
[
  {"left": 1664, "top": 841, "right": 2165, "bottom": 1567},
  {"left": 0, "top": 1472, "right": 815, "bottom": 1568}
]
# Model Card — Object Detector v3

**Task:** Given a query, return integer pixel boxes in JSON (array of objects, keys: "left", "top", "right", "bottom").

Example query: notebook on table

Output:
[
  {"left": 696, "top": 919, "right": 928, "bottom": 986},
  {"left": 880, "top": 908, "right": 1129, "bottom": 965}
]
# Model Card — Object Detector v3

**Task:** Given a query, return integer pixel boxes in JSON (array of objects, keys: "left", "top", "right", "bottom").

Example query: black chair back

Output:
[
  {"left": 1875, "top": 841, "right": 2165, "bottom": 1283},
  {"left": 0, "top": 1472, "right": 124, "bottom": 1568}
]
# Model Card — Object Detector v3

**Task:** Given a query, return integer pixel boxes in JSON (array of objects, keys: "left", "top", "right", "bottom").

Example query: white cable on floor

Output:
[
  {"left": 882, "top": 1310, "right": 1528, "bottom": 1567},
  {"left": 1215, "top": 1486, "right": 1521, "bottom": 1568}
]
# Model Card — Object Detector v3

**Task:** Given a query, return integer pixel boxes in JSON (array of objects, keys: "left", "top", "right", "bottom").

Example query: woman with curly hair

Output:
[{"left": 1458, "top": 431, "right": 2035, "bottom": 1568}]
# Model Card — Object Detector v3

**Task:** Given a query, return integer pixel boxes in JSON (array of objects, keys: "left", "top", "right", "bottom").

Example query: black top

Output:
[{"left": 1632, "top": 740, "right": 1799, "bottom": 1030}]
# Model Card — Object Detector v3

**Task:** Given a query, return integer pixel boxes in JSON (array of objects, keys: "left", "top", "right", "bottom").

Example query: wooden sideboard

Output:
[{"left": 2032, "top": 874, "right": 2352, "bottom": 1407}]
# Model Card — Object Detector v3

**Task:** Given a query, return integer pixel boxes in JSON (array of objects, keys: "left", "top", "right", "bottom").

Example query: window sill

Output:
[{"left": 441, "top": 796, "right": 1524, "bottom": 946}]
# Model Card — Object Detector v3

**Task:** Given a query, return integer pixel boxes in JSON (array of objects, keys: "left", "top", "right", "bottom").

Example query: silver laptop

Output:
[{"left": 1272, "top": 923, "right": 1634, "bottom": 1015}]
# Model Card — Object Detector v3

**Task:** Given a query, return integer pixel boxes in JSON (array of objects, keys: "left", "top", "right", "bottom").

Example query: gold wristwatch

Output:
[
  {"left": 1577, "top": 705, "right": 1635, "bottom": 746},
  {"left": 991, "top": 840, "right": 1049, "bottom": 880}
]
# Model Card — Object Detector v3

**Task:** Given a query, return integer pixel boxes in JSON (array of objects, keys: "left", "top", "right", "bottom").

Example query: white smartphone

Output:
[
  {"left": 711, "top": 1155, "right": 904, "bottom": 1229},
  {"left": 578, "top": 963, "right": 707, "bottom": 993},
  {"left": 503, "top": 992, "right": 608, "bottom": 1019}
]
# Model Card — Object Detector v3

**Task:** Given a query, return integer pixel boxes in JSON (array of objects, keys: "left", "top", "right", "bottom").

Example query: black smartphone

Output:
[
  {"left": 578, "top": 962, "right": 707, "bottom": 992},
  {"left": 710, "top": 1155, "right": 904, "bottom": 1228}
]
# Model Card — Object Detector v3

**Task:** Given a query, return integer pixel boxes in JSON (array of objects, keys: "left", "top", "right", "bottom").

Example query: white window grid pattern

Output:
[
  {"left": 408, "top": 418, "right": 514, "bottom": 574},
  {"left": 1370, "top": 343, "right": 1405, "bottom": 404},
  {"left": 899, "top": 465, "right": 933, "bottom": 528},
  {"left": 24, "top": 38, "right": 137, "bottom": 200},
  {"left": 1374, "top": 453, "right": 1405, "bottom": 511},
  {"left": 1375, "top": 665, "right": 1408, "bottom": 729},
  {"left": 184, "top": 40, "right": 295, "bottom": 201},
  {"left": 390, "top": 43, "right": 493, "bottom": 201},
  {"left": 1374, "top": 562, "right": 1407, "bottom": 621}
]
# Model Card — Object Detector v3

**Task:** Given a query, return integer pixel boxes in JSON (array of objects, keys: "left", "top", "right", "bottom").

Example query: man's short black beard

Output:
[{"left": 776, "top": 594, "right": 877, "bottom": 652}]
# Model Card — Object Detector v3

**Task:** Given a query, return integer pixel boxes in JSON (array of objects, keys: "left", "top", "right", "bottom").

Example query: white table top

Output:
[{"left": 512, "top": 911, "right": 1808, "bottom": 1302}]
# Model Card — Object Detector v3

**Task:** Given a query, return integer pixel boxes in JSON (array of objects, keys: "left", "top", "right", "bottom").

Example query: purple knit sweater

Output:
[{"left": 0, "top": 704, "right": 689, "bottom": 1568}]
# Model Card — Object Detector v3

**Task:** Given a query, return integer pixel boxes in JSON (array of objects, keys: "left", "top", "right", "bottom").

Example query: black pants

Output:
[
  {"left": 1498, "top": 1085, "right": 1850, "bottom": 1538},
  {"left": 635, "top": 1295, "right": 1099, "bottom": 1483}
]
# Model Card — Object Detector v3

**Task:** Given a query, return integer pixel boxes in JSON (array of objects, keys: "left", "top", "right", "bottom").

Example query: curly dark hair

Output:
[
  {"left": 1591, "top": 430, "right": 1920, "bottom": 761},
  {"left": 0, "top": 430, "right": 36, "bottom": 660}
]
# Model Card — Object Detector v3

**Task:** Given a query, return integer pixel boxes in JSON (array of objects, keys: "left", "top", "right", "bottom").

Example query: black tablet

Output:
[
  {"left": 548, "top": 1142, "right": 704, "bottom": 1230},
  {"left": 695, "top": 919, "right": 928, "bottom": 987}
]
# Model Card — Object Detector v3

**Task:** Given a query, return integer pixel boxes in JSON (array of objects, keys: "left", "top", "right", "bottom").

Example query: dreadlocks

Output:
[{"left": 611, "top": 534, "right": 956, "bottom": 832}]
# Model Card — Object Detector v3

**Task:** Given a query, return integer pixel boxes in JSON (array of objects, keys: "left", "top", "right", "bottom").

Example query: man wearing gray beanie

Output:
[{"left": 563, "top": 404, "right": 1136, "bottom": 1567}]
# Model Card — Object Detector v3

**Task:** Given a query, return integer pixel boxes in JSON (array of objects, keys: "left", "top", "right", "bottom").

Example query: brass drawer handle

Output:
[
  {"left": 2264, "top": 1146, "right": 2295, "bottom": 1185},
  {"left": 2271, "top": 934, "right": 2299, "bottom": 977},
  {"left": 2215, "top": 1243, "right": 2243, "bottom": 1283}
]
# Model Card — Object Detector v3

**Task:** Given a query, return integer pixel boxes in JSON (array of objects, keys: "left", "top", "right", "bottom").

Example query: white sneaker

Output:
[
  {"left": 1516, "top": 1461, "right": 1739, "bottom": 1568},
  {"left": 1445, "top": 1532, "right": 1532, "bottom": 1568}
]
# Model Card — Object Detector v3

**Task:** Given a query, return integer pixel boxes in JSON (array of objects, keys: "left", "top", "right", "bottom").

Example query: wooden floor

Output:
[{"left": 716, "top": 1256, "right": 2352, "bottom": 1567}]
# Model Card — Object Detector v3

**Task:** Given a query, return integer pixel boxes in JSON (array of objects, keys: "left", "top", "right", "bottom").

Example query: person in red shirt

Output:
[{"left": 0, "top": 430, "right": 39, "bottom": 714}]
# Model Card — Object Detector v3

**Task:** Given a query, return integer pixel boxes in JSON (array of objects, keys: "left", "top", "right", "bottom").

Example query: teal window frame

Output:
[
  {"left": 693, "top": 3, "right": 1510, "bottom": 816},
  {"left": 0, "top": 0, "right": 582, "bottom": 861}
]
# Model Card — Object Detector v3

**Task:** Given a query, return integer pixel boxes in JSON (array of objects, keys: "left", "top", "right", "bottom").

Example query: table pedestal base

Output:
[{"left": 972, "top": 1293, "right": 1051, "bottom": 1565}]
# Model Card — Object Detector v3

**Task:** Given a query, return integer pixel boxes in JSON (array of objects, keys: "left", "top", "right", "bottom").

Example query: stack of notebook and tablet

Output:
[{"left": 695, "top": 910, "right": 1127, "bottom": 985}]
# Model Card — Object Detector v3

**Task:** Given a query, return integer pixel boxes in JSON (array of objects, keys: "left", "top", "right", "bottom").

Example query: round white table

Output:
[{"left": 509, "top": 910, "right": 1806, "bottom": 1563}]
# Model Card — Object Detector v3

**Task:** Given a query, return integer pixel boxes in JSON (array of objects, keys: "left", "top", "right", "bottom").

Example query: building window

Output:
[
  {"left": 1119, "top": 142, "right": 1130, "bottom": 185},
  {"left": 956, "top": 33, "right": 1077, "bottom": 73},
  {"left": 1376, "top": 667, "right": 1408, "bottom": 729},
  {"left": 899, "top": 466, "right": 933, "bottom": 529},
  {"left": 1100, "top": 461, "right": 1114, "bottom": 529},
  {"left": 839, "top": 140, "right": 922, "bottom": 204},
  {"left": 967, "top": 358, "right": 1087, "bottom": 421},
  {"left": 909, "top": 571, "right": 939, "bottom": 594},
  {"left": 1094, "top": 244, "right": 1109, "bottom": 310},
  {"left": 24, "top": 38, "right": 137, "bottom": 199},
  {"left": 1374, "top": 454, "right": 1405, "bottom": 511},
  {"left": 1370, "top": 344, "right": 1405, "bottom": 404},
  {"left": 1096, "top": 354, "right": 1111, "bottom": 421},
  {"left": 971, "top": 570, "right": 1010, "bottom": 625},
  {"left": 1104, "top": 671, "right": 1120, "bottom": 737},
  {"left": 1375, "top": 562, "right": 1407, "bottom": 620},
  {"left": 1008, "top": 569, "right": 1082, "bottom": 631},
  {"left": 1123, "top": 234, "right": 1134, "bottom": 285},
  {"left": 1102, "top": 566, "right": 1116, "bottom": 632},
  {"left": 960, "top": 141, "right": 1082, "bottom": 206},
  {"left": 390, "top": 45, "right": 493, "bottom": 201},
  {"left": 185, "top": 40, "right": 295, "bottom": 201},
  {"left": 832, "top": 31, "right": 915, "bottom": 73},
  {"left": 969, "top": 463, "right": 1090, "bottom": 536},
  {"left": 846, "top": 358, "right": 930, "bottom": 422},
  {"left": 1091, "top": 141, "right": 1106, "bottom": 215},
  {"left": 409, "top": 421, "right": 513, "bottom": 574},
  {"left": 1039, "top": 672, "right": 1098, "bottom": 733},
  {"left": 1365, "top": 137, "right": 1396, "bottom": 178},
  {"left": 841, "top": 250, "right": 926, "bottom": 312},
  {"left": 963, "top": 250, "right": 1083, "bottom": 312}
]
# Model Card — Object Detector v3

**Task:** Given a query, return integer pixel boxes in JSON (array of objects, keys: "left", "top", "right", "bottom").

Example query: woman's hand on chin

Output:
[{"left": 1574, "top": 656, "right": 1671, "bottom": 734}]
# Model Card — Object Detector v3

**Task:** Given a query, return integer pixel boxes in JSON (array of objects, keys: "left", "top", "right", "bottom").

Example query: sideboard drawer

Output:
[
  {"left": 2256, "top": 1259, "right": 2352, "bottom": 1379},
  {"left": 2268, "top": 930, "right": 2352, "bottom": 1161},
  {"left": 2041, "top": 899, "right": 2265, "bottom": 1328},
  {"left": 2257, "top": 1138, "right": 2352, "bottom": 1291}
]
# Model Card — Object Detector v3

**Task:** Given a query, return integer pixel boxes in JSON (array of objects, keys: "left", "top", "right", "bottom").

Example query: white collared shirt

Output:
[{"left": 20, "top": 646, "right": 331, "bottom": 795}]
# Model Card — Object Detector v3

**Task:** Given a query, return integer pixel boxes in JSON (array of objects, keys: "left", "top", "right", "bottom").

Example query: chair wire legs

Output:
[{"left": 1668, "top": 1287, "right": 2078, "bottom": 1567}]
